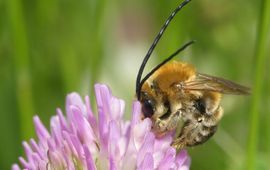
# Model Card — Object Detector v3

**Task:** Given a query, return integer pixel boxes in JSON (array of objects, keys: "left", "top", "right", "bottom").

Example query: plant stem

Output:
[
  {"left": 7, "top": 0, "right": 35, "bottom": 140},
  {"left": 246, "top": 0, "right": 270, "bottom": 169}
]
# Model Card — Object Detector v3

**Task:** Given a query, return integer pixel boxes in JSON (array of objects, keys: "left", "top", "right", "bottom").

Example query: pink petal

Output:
[
  {"left": 83, "top": 145, "right": 96, "bottom": 170},
  {"left": 33, "top": 116, "right": 50, "bottom": 148},
  {"left": 19, "top": 157, "right": 30, "bottom": 169},
  {"left": 29, "top": 139, "right": 43, "bottom": 159},
  {"left": 108, "top": 120, "right": 121, "bottom": 158},
  {"left": 110, "top": 97, "right": 125, "bottom": 121},
  {"left": 131, "top": 101, "right": 142, "bottom": 126},
  {"left": 85, "top": 96, "right": 98, "bottom": 135},
  {"left": 109, "top": 156, "right": 117, "bottom": 170},
  {"left": 57, "top": 108, "right": 68, "bottom": 131},
  {"left": 133, "top": 118, "right": 152, "bottom": 150},
  {"left": 66, "top": 92, "right": 87, "bottom": 117},
  {"left": 138, "top": 153, "right": 154, "bottom": 170},
  {"left": 69, "top": 105, "right": 96, "bottom": 149},
  {"left": 137, "top": 132, "right": 155, "bottom": 167},
  {"left": 22, "top": 141, "right": 33, "bottom": 164},
  {"left": 158, "top": 147, "right": 176, "bottom": 169},
  {"left": 50, "top": 116, "right": 63, "bottom": 147},
  {"left": 11, "top": 164, "right": 20, "bottom": 170},
  {"left": 62, "top": 131, "right": 78, "bottom": 157},
  {"left": 176, "top": 150, "right": 191, "bottom": 170}
]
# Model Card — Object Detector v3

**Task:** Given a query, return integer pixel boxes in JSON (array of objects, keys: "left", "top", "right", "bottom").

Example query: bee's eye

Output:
[
  {"left": 142, "top": 100, "right": 155, "bottom": 118},
  {"left": 194, "top": 98, "right": 206, "bottom": 114}
]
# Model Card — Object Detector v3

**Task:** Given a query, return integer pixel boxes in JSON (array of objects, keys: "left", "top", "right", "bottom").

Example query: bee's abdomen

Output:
[{"left": 187, "top": 125, "right": 217, "bottom": 146}]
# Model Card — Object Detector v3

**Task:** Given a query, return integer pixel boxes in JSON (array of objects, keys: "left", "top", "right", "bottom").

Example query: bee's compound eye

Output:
[{"left": 142, "top": 100, "right": 154, "bottom": 118}]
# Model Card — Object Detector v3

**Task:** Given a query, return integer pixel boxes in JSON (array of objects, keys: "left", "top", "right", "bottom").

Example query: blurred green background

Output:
[{"left": 0, "top": 0, "right": 269, "bottom": 169}]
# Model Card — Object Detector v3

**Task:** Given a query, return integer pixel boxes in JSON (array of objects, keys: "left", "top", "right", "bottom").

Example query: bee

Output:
[{"left": 135, "top": 0, "right": 250, "bottom": 150}]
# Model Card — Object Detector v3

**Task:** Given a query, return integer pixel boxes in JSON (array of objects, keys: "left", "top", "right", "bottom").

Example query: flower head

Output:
[{"left": 13, "top": 84, "right": 190, "bottom": 170}]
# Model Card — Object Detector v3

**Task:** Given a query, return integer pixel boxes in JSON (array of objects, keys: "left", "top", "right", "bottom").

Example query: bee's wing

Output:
[{"left": 183, "top": 73, "right": 250, "bottom": 95}]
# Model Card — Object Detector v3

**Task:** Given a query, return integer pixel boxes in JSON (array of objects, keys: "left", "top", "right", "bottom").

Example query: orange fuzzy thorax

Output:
[{"left": 142, "top": 61, "right": 196, "bottom": 97}]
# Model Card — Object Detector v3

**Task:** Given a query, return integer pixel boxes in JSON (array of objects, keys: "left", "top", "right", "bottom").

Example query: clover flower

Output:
[{"left": 12, "top": 84, "right": 190, "bottom": 170}]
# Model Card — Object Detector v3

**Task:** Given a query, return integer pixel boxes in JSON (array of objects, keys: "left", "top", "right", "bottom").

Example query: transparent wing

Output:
[{"left": 183, "top": 73, "right": 250, "bottom": 95}]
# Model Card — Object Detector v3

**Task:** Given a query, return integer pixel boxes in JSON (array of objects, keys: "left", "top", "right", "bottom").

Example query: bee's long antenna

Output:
[
  {"left": 140, "top": 40, "right": 195, "bottom": 88},
  {"left": 136, "top": 0, "right": 192, "bottom": 100}
]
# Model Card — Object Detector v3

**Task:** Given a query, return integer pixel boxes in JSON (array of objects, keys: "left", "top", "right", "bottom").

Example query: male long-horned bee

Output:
[{"left": 135, "top": 0, "right": 250, "bottom": 150}]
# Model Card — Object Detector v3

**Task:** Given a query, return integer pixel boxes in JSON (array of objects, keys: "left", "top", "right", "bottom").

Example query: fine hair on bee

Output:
[{"left": 135, "top": 0, "right": 250, "bottom": 150}]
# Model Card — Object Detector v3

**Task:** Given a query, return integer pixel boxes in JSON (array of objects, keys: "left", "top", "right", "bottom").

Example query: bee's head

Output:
[{"left": 139, "top": 89, "right": 174, "bottom": 137}]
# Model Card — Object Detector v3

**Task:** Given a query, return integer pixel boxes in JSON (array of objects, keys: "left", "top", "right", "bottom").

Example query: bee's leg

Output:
[
  {"left": 171, "top": 121, "right": 197, "bottom": 151},
  {"left": 171, "top": 121, "right": 193, "bottom": 151},
  {"left": 171, "top": 137, "right": 186, "bottom": 151},
  {"left": 172, "top": 121, "right": 219, "bottom": 151}
]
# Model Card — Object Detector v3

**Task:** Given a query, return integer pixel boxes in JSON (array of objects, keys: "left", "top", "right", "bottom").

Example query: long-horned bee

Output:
[{"left": 135, "top": 0, "right": 250, "bottom": 150}]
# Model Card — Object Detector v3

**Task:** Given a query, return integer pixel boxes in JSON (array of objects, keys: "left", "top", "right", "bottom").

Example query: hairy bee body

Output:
[
  {"left": 135, "top": 0, "right": 249, "bottom": 150},
  {"left": 139, "top": 61, "right": 247, "bottom": 150}
]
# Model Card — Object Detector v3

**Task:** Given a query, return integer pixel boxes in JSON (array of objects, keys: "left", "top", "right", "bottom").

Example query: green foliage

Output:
[{"left": 0, "top": 0, "right": 269, "bottom": 169}]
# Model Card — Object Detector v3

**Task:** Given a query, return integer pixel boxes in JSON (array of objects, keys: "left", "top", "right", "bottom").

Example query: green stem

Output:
[
  {"left": 246, "top": 0, "right": 270, "bottom": 169},
  {"left": 7, "top": 0, "right": 35, "bottom": 140}
]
